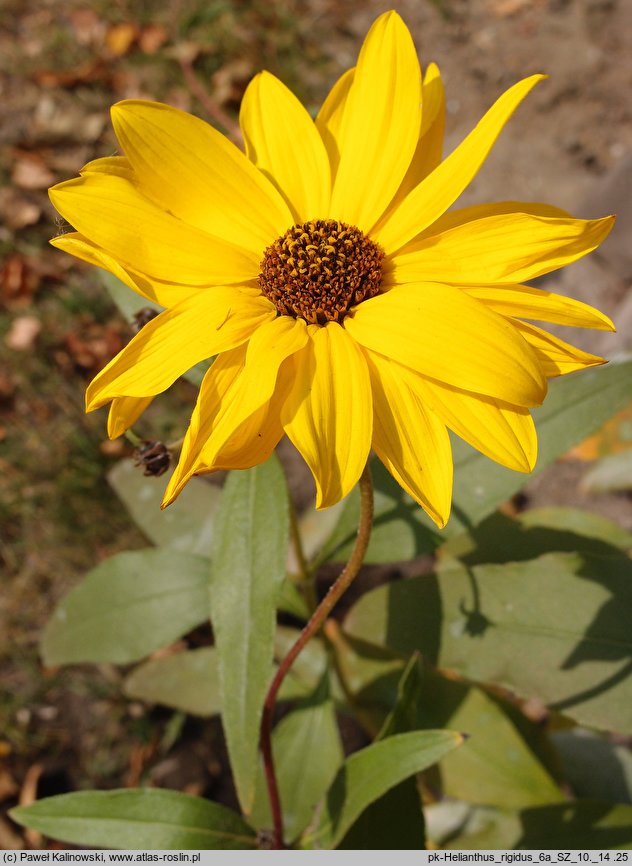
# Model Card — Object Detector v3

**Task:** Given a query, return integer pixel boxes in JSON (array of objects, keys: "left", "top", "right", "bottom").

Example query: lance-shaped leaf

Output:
[
  {"left": 123, "top": 631, "right": 327, "bottom": 717},
  {"left": 305, "top": 730, "right": 463, "bottom": 849},
  {"left": 124, "top": 648, "right": 221, "bottom": 717},
  {"left": 41, "top": 549, "right": 209, "bottom": 665},
  {"left": 10, "top": 789, "right": 256, "bottom": 850},
  {"left": 209, "top": 455, "right": 289, "bottom": 814},
  {"left": 345, "top": 551, "right": 632, "bottom": 733},
  {"left": 108, "top": 460, "right": 222, "bottom": 556},
  {"left": 335, "top": 656, "right": 426, "bottom": 850}
]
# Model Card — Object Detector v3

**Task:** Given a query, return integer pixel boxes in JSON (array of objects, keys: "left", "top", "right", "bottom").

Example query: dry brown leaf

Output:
[
  {"left": 68, "top": 8, "right": 106, "bottom": 47},
  {"left": 63, "top": 322, "right": 124, "bottom": 374},
  {"left": 0, "top": 188, "right": 41, "bottom": 230},
  {"left": 106, "top": 22, "right": 139, "bottom": 57},
  {"left": 33, "top": 60, "right": 106, "bottom": 88},
  {"left": 1, "top": 254, "right": 40, "bottom": 308},
  {"left": 5, "top": 316, "right": 42, "bottom": 351},
  {"left": 12, "top": 154, "right": 56, "bottom": 190},
  {"left": 139, "top": 24, "right": 168, "bottom": 54}
]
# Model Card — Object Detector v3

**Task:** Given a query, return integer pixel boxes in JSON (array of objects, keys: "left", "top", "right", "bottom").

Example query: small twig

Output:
[
  {"left": 178, "top": 57, "right": 243, "bottom": 147},
  {"left": 259, "top": 464, "right": 374, "bottom": 849}
]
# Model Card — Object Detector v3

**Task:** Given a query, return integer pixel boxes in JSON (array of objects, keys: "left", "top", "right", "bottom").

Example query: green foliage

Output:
[
  {"left": 31, "top": 359, "right": 632, "bottom": 850},
  {"left": 209, "top": 454, "right": 290, "bottom": 814},
  {"left": 315, "top": 357, "right": 632, "bottom": 562},
  {"left": 41, "top": 549, "right": 209, "bottom": 665},
  {"left": 305, "top": 730, "right": 463, "bottom": 849},
  {"left": 344, "top": 549, "right": 632, "bottom": 733},
  {"left": 108, "top": 459, "right": 222, "bottom": 556},
  {"left": 10, "top": 790, "right": 256, "bottom": 849},
  {"left": 250, "top": 678, "right": 343, "bottom": 842}
]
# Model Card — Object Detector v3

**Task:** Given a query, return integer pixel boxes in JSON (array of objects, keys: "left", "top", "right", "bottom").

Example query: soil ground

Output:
[{"left": 1, "top": 0, "right": 631, "bottom": 850}]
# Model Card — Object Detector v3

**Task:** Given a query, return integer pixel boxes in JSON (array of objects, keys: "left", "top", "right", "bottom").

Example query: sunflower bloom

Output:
[{"left": 49, "top": 11, "right": 614, "bottom": 528}]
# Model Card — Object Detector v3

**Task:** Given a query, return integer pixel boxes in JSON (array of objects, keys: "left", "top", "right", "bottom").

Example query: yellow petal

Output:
[
  {"left": 195, "top": 316, "right": 307, "bottom": 465},
  {"left": 364, "top": 350, "right": 452, "bottom": 527},
  {"left": 112, "top": 100, "right": 292, "bottom": 252},
  {"left": 462, "top": 284, "right": 615, "bottom": 331},
  {"left": 407, "top": 200, "right": 571, "bottom": 244},
  {"left": 163, "top": 319, "right": 306, "bottom": 505},
  {"left": 108, "top": 395, "right": 154, "bottom": 439},
  {"left": 391, "top": 212, "right": 615, "bottom": 285},
  {"left": 49, "top": 173, "right": 258, "bottom": 285},
  {"left": 417, "top": 375, "right": 537, "bottom": 473},
  {"left": 389, "top": 62, "right": 446, "bottom": 210},
  {"left": 328, "top": 11, "right": 422, "bottom": 231},
  {"left": 282, "top": 323, "right": 372, "bottom": 508},
  {"left": 50, "top": 233, "right": 196, "bottom": 308},
  {"left": 344, "top": 283, "right": 547, "bottom": 406},
  {"left": 240, "top": 72, "right": 331, "bottom": 222},
  {"left": 315, "top": 67, "right": 355, "bottom": 178},
  {"left": 80, "top": 156, "right": 134, "bottom": 179},
  {"left": 86, "top": 289, "right": 275, "bottom": 409},
  {"left": 374, "top": 75, "right": 545, "bottom": 253},
  {"left": 511, "top": 321, "right": 607, "bottom": 377},
  {"left": 163, "top": 347, "right": 246, "bottom": 506}
]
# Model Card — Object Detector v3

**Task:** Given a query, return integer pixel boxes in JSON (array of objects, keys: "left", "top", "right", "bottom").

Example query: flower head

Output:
[{"left": 49, "top": 11, "right": 614, "bottom": 528}]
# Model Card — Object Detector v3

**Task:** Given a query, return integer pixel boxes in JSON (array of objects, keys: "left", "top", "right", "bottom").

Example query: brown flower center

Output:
[{"left": 258, "top": 219, "right": 384, "bottom": 325}]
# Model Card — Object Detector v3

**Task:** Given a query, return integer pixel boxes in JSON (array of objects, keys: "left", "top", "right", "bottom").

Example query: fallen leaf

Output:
[
  {"left": 139, "top": 24, "right": 168, "bottom": 54},
  {"left": 5, "top": 316, "right": 42, "bottom": 351},
  {"left": 12, "top": 154, "right": 56, "bottom": 190},
  {"left": 106, "top": 22, "right": 139, "bottom": 57},
  {"left": 0, "top": 189, "right": 41, "bottom": 230},
  {"left": 68, "top": 8, "right": 106, "bottom": 46},
  {"left": 0, "top": 254, "right": 40, "bottom": 308}
]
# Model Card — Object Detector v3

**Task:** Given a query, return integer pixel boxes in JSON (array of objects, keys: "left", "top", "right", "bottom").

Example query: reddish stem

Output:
[{"left": 259, "top": 464, "right": 374, "bottom": 849}]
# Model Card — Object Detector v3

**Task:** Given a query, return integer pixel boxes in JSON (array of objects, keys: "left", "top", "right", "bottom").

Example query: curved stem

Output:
[{"left": 260, "top": 463, "right": 374, "bottom": 849}]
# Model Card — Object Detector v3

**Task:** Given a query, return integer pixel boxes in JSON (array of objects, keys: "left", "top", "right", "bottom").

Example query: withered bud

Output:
[
  {"left": 134, "top": 440, "right": 171, "bottom": 477},
  {"left": 133, "top": 307, "right": 159, "bottom": 331}
]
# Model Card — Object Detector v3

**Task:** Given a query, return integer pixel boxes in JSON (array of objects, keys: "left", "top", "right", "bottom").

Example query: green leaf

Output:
[
  {"left": 439, "top": 801, "right": 632, "bottom": 850},
  {"left": 9, "top": 789, "right": 256, "bottom": 850},
  {"left": 520, "top": 506, "right": 632, "bottom": 549},
  {"left": 583, "top": 449, "right": 632, "bottom": 493},
  {"left": 274, "top": 627, "right": 329, "bottom": 701},
  {"left": 250, "top": 679, "right": 343, "bottom": 843},
  {"left": 99, "top": 269, "right": 210, "bottom": 387},
  {"left": 337, "top": 779, "right": 424, "bottom": 850},
  {"left": 124, "top": 648, "right": 221, "bottom": 717},
  {"left": 553, "top": 729, "right": 632, "bottom": 804},
  {"left": 276, "top": 578, "right": 309, "bottom": 620},
  {"left": 440, "top": 508, "right": 632, "bottom": 567},
  {"left": 108, "top": 460, "right": 222, "bottom": 557},
  {"left": 306, "top": 730, "right": 463, "bottom": 849},
  {"left": 418, "top": 672, "right": 564, "bottom": 809},
  {"left": 319, "top": 358, "right": 632, "bottom": 562},
  {"left": 345, "top": 551, "right": 632, "bottom": 733},
  {"left": 209, "top": 456, "right": 289, "bottom": 814},
  {"left": 376, "top": 652, "right": 423, "bottom": 740},
  {"left": 315, "top": 461, "right": 441, "bottom": 565},
  {"left": 41, "top": 550, "right": 209, "bottom": 665},
  {"left": 334, "top": 657, "right": 426, "bottom": 850}
]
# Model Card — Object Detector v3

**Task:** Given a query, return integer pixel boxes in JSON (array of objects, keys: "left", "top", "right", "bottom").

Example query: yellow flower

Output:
[{"left": 49, "top": 11, "right": 614, "bottom": 528}]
